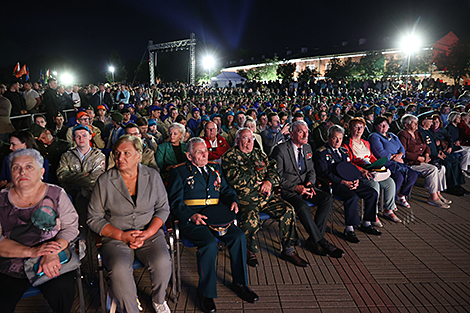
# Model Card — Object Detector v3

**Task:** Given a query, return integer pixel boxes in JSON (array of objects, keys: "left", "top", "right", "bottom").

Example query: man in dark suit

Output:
[
  {"left": 87, "top": 85, "right": 100, "bottom": 111},
  {"left": 315, "top": 125, "right": 381, "bottom": 243},
  {"left": 272, "top": 121, "right": 343, "bottom": 258},
  {"left": 98, "top": 84, "right": 114, "bottom": 108},
  {"left": 168, "top": 137, "right": 258, "bottom": 313},
  {"left": 42, "top": 78, "right": 62, "bottom": 127}
]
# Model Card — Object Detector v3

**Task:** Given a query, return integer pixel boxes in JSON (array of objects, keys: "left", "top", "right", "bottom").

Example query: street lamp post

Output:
[
  {"left": 203, "top": 56, "right": 215, "bottom": 86},
  {"left": 400, "top": 34, "right": 420, "bottom": 94},
  {"left": 109, "top": 66, "right": 115, "bottom": 83}
]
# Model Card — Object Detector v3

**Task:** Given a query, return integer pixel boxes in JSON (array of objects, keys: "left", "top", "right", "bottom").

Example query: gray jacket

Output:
[
  {"left": 271, "top": 140, "right": 316, "bottom": 199},
  {"left": 87, "top": 164, "right": 169, "bottom": 235}
]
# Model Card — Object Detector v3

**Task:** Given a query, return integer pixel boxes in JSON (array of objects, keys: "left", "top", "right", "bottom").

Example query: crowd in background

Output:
[{"left": 1, "top": 75, "right": 470, "bottom": 312}]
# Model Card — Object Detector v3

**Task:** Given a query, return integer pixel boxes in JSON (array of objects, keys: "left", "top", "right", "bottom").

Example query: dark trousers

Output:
[
  {"left": 442, "top": 154, "right": 466, "bottom": 187},
  {"left": 180, "top": 223, "right": 248, "bottom": 299},
  {"left": 333, "top": 181, "right": 378, "bottom": 226},
  {"left": 391, "top": 169, "right": 418, "bottom": 197},
  {"left": 284, "top": 188, "right": 333, "bottom": 243},
  {"left": 0, "top": 271, "right": 76, "bottom": 313}
]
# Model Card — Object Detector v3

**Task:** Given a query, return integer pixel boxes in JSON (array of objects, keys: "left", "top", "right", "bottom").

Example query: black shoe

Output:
[
  {"left": 198, "top": 293, "right": 216, "bottom": 313},
  {"left": 359, "top": 224, "right": 382, "bottom": 236},
  {"left": 321, "top": 241, "right": 344, "bottom": 258},
  {"left": 230, "top": 283, "right": 259, "bottom": 303},
  {"left": 457, "top": 186, "right": 470, "bottom": 195},
  {"left": 304, "top": 239, "right": 327, "bottom": 256},
  {"left": 445, "top": 187, "right": 465, "bottom": 196},
  {"left": 280, "top": 251, "right": 309, "bottom": 267},
  {"left": 344, "top": 230, "right": 359, "bottom": 243},
  {"left": 246, "top": 249, "right": 259, "bottom": 267}
]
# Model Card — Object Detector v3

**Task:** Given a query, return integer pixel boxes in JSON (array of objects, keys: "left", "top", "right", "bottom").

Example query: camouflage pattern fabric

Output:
[{"left": 222, "top": 146, "right": 298, "bottom": 253}]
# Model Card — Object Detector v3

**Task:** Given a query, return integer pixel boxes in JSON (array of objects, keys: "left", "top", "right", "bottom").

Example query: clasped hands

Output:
[
  {"left": 341, "top": 179, "right": 359, "bottom": 190},
  {"left": 30, "top": 241, "right": 62, "bottom": 279},
  {"left": 295, "top": 182, "right": 316, "bottom": 198},
  {"left": 120, "top": 230, "right": 151, "bottom": 249}
]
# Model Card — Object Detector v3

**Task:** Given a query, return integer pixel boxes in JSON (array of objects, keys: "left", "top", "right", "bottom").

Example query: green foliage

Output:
[
  {"left": 412, "top": 50, "right": 432, "bottom": 75},
  {"left": 434, "top": 41, "right": 470, "bottom": 84},
  {"left": 245, "top": 68, "right": 259, "bottom": 80},
  {"left": 235, "top": 57, "right": 280, "bottom": 82},
  {"left": 236, "top": 69, "right": 248, "bottom": 79},
  {"left": 357, "top": 51, "right": 386, "bottom": 79},
  {"left": 258, "top": 57, "right": 279, "bottom": 81},
  {"left": 383, "top": 55, "right": 404, "bottom": 78},
  {"left": 277, "top": 62, "right": 296, "bottom": 80},
  {"left": 298, "top": 66, "right": 318, "bottom": 82},
  {"left": 324, "top": 57, "right": 353, "bottom": 80}
]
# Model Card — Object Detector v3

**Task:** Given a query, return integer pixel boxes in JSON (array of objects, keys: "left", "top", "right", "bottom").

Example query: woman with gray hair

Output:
[
  {"left": 0, "top": 149, "right": 79, "bottom": 312},
  {"left": 155, "top": 122, "right": 187, "bottom": 180},
  {"left": 398, "top": 114, "right": 450, "bottom": 208},
  {"left": 446, "top": 111, "right": 470, "bottom": 176}
]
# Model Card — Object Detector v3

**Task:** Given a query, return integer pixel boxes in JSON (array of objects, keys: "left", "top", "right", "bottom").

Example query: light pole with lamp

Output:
[
  {"left": 400, "top": 34, "right": 420, "bottom": 94},
  {"left": 203, "top": 56, "right": 215, "bottom": 86},
  {"left": 109, "top": 66, "right": 115, "bottom": 83}
]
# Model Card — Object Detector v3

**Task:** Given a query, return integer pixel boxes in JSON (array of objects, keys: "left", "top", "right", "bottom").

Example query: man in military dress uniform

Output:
[
  {"left": 314, "top": 125, "right": 381, "bottom": 243},
  {"left": 222, "top": 128, "right": 308, "bottom": 268},
  {"left": 168, "top": 137, "right": 258, "bottom": 313}
]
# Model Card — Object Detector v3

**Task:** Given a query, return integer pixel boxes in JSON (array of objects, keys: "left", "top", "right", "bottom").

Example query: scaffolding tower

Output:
[{"left": 148, "top": 33, "right": 196, "bottom": 85}]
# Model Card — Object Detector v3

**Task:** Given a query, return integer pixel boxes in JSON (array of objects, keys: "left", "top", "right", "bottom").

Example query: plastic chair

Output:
[{"left": 96, "top": 225, "right": 177, "bottom": 313}]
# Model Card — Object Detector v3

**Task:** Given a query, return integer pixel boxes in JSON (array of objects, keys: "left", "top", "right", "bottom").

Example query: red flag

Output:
[
  {"left": 15, "top": 64, "right": 27, "bottom": 78},
  {"left": 12, "top": 63, "right": 20, "bottom": 76}
]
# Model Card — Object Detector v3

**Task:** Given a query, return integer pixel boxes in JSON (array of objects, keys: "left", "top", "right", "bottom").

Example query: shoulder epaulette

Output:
[
  {"left": 208, "top": 161, "right": 218, "bottom": 165},
  {"left": 317, "top": 146, "right": 326, "bottom": 152},
  {"left": 173, "top": 163, "right": 185, "bottom": 168}
]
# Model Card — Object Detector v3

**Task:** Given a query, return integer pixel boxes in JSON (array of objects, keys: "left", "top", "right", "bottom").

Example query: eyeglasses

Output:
[{"left": 240, "top": 136, "right": 255, "bottom": 142}]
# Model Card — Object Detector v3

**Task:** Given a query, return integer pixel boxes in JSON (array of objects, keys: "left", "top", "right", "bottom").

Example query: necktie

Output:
[
  {"left": 333, "top": 149, "right": 341, "bottom": 160},
  {"left": 100, "top": 92, "right": 103, "bottom": 104},
  {"left": 297, "top": 147, "right": 305, "bottom": 173},
  {"left": 201, "top": 167, "right": 209, "bottom": 183}
]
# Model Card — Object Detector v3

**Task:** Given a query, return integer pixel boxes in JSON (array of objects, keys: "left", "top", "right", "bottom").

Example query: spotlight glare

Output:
[
  {"left": 401, "top": 34, "right": 421, "bottom": 54},
  {"left": 203, "top": 56, "right": 215, "bottom": 70},
  {"left": 61, "top": 73, "right": 73, "bottom": 85}
]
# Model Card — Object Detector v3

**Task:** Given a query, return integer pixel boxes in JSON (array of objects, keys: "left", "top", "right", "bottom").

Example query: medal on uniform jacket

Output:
[
  {"left": 254, "top": 160, "right": 266, "bottom": 174},
  {"left": 187, "top": 176, "right": 195, "bottom": 189}
]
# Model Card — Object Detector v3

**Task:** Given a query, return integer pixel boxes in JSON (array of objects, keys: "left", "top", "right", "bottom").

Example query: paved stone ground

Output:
[{"left": 15, "top": 181, "right": 470, "bottom": 312}]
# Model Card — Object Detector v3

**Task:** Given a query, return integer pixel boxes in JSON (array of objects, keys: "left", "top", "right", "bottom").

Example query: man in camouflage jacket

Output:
[
  {"left": 57, "top": 125, "right": 106, "bottom": 225},
  {"left": 222, "top": 128, "right": 308, "bottom": 267}
]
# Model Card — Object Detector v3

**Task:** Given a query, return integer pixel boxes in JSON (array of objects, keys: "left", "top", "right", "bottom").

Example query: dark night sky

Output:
[{"left": 1, "top": 0, "right": 469, "bottom": 83}]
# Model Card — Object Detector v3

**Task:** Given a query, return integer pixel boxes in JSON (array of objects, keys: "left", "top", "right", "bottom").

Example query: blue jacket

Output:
[
  {"left": 369, "top": 132, "right": 406, "bottom": 160},
  {"left": 314, "top": 143, "right": 350, "bottom": 186}
]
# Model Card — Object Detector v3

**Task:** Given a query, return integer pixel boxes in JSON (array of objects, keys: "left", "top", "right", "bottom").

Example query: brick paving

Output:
[{"left": 15, "top": 181, "right": 470, "bottom": 312}]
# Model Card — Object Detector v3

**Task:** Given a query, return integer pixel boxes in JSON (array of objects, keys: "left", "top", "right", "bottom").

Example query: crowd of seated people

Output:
[{"left": 0, "top": 76, "right": 469, "bottom": 312}]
